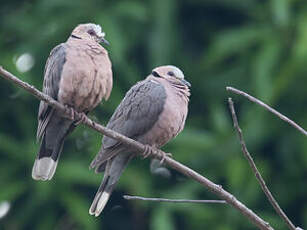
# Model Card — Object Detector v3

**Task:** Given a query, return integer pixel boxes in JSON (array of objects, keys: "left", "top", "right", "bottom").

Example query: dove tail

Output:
[
  {"left": 32, "top": 115, "right": 74, "bottom": 181},
  {"left": 89, "top": 153, "right": 132, "bottom": 217},
  {"left": 89, "top": 175, "right": 112, "bottom": 217},
  {"left": 32, "top": 134, "right": 64, "bottom": 181}
]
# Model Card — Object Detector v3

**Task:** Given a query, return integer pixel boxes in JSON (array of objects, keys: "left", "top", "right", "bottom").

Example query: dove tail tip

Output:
[
  {"left": 32, "top": 157, "right": 58, "bottom": 181},
  {"left": 89, "top": 191, "right": 110, "bottom": 217}
]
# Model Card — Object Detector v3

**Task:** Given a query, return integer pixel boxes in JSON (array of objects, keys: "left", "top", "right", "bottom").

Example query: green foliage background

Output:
[{"left": 0, "top": 0, "right": 306, "bottom": 229}]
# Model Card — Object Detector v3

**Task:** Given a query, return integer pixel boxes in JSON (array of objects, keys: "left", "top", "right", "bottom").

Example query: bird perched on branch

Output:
[
  {"left": 33, "top": 23, "right": 113, "bottom": 181},
  {"left": 89, "top": 65, "right": 191, "bottom": 216}
]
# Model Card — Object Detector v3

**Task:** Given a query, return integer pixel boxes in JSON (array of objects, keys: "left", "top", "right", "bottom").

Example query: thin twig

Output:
[
  {"left": 228, "top": 98, "right": 298, "bottom": 230},
  {"left": 123, "top": 195, "right": 227, "bottom": 204},
  {"left": 0, "top": 66, "right": 274, "bottom": 230},
  {"left": 226, "top": 87, "right": 307, "bottom": 136}
]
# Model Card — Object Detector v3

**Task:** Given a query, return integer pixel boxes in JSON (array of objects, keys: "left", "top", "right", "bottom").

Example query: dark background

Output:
[{"left": 0, "top": 0, "right": 306, "bottom": 229}]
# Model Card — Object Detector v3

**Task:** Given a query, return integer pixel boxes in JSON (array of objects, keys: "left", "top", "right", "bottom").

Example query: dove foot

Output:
[
  {"left": 74, "top": 112, "right": 87, "bottom": 125},
  {"left": 64, "top": 105, "right": 75, "bottom": 120},
  {"left": 142, "top": 145, "right": 172, "bottom": 164}
]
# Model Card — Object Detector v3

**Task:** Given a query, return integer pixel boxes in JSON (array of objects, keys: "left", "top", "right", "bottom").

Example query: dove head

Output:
[
  {"left": 71, "top": 23, "right": 109, "bottom": 45},
  {"left": 151, "top": 65, "right": 191, "bottom": 88}
]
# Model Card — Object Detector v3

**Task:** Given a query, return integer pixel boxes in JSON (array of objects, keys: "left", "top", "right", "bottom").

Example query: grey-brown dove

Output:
[
  {"left": 89, "top": 65, "right": 191, "bottom": 216},
  {"left": 32, "top": 23, "right": 113, "bottom": 181}
]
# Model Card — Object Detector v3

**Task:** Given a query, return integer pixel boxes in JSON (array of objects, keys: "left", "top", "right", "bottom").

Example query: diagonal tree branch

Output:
[
  {"left": 123, "top": 195, "right": 226, "bottom": 204},
  {"left": 226, "top": 87, "right": 307, "bottom": 136},
  {"left": 0, "top": 66, "right": 273, "bottom": 230},
  {"left": 228, "top": 98, "right": 299, "bottom": 230}
]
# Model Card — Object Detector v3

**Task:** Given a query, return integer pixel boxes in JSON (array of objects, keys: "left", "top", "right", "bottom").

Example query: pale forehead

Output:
[
  {"left": 157, "top": 65, "right": 184, "bottom": 79},
  {"left": 75, "top": 23, "right": 102, "bottom": 33},
  {"left": 155, "top": 65, "right": 183, "bottom": 73},
  {"left": 166, "top": 65, "right": 184, "bottom": 77},
  {"left": 86, "top": 23, "right": 102, "bottom": 33}
]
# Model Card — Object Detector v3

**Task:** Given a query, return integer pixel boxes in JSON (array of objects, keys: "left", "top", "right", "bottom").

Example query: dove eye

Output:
[
  {"left": 167, "top": 71, "right": 175, "bottom": 77},
  {"left": 88, "top": 29, "right": 96, "bottom": 36}
]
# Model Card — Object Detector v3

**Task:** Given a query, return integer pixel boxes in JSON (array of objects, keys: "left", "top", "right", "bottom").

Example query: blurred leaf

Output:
[
  {"left": 151, "top": 207, "right": 174, "bottom": 230},
  {"left": 0, "top": 181, "right": 27, "bottom": 201},
  {"left": 61, "top": 190, "right": 98, "bottom": 230},
  {"left": 252, "top": 37, "right": 281, "bottom": 101},
  {"left": 271, "top": 0, "right": 290, "bottom": 27},
  {"left": 204, "top": 26, "right": 270, "bottom": 66},
  {"left": 114, "top": 1, "right": 148, "bottom": 22},
  {"left": 57, "top": 160, "right": 100, "bottom": 185}
]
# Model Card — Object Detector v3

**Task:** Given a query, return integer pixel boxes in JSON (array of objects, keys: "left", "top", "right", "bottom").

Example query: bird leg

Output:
[
  {"left": 64, "top": 105, "right": 75, "bottom": 120},
  {"left": 159, "top": 151, "right": 172, "bottom": 164},
  {"left": 142, "top": 145, "right": 172, "bottom": 164},
  {"left": 63, "top": 105, "right": 87, "bottom": 125},
  {"left": 142, "top": 145, "right": 153, "bottom": 159}
]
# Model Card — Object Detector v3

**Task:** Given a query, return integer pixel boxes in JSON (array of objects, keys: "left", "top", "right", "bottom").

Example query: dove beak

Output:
[
  {"left": 99, "top": 37, "right": 110, "bottom": 45},
  {"left": 181, "top": 79, "right": 191, "bottom": 87}
]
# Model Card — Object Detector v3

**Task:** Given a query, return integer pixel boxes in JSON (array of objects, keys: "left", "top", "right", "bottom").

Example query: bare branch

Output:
[
  {"left": 228, "top": 98, "right": 298, "bottom": 230},
  {"left": 226, "top": 86, "right": 307, "bottom": 136},
  {"left": 0, "top": 66, "right": 274, "bottom": 230},
  {"left": 123, "top": 195, "right": 227, "bottom": 204}
]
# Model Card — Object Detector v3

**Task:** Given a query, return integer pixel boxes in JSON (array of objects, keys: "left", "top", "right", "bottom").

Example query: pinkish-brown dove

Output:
[
  {"left": 89, "top": 65, "right": 191, "bottom": 216},
  {"left": 32, "top": 23, "right": 113, "bottom": 181}
]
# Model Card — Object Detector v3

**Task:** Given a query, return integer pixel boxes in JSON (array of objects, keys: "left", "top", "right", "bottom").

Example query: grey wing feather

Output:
[
  {"left": 105, "top": 80, "right": 166, "bottom": 147},
  {"left": 90, "top": 80, "right": 166, "bottom": 169},
  {"left": 37, "top": 44, "right": 66, "bottom": 141}
]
